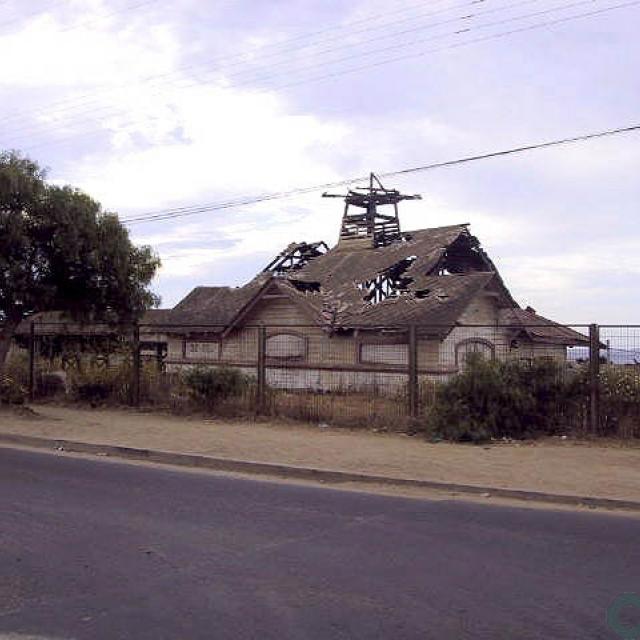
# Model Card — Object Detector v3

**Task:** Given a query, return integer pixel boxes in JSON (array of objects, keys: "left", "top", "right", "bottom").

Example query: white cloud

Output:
[
  {"left": 147, "top": 195, "right": 340, "bottom": 279},
  {"left": 499, "top": 239, "right": 640, "bottom": 320},
  {"left": 0, "top": 6, "right": 178, "bottom": 89},
  {"left": 1, "top": 0, "right": 637, "bottom": 322},
  {"left": 72, "top": 84, "right": 349, "bottom": 210},
  {"left": 0, "top": 2, "right": 349, "bottom": 211}
]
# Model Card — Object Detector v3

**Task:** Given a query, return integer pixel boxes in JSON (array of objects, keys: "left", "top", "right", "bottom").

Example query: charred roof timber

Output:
[
  {"left": 263, "top": 241, "right": 329, "bottom": 276},
  {"left": 356, "top": 255, "right": 418, "bottom": 304},
  {"left": 437, "top": 233, "right": 495, "bottom": 275},
  {"left": 323, "top": 173, "right": 421, "bottom": 249}
]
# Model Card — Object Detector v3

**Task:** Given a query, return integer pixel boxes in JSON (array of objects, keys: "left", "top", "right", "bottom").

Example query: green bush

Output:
[
  {"left": 600, "top": 366, "right": 640, "bottom": 405},
  {"left": 68, "top": 365, "right": 129, "bottom": 404},
  {"left": 182, "top": 366, "right": 250, "bottom": 410},
  {"left": 0, "top": 374, "right": 27, "bottom": 405},
  {"left": 599, "top": 366, "right": 640, "bottom": 437},
  {"left": 427, "top": 355, "right": 584, "bottom": 443}
]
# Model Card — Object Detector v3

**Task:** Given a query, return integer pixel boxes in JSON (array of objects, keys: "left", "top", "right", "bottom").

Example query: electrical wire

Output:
[
  {"left": 0, "top": 0, "right": 512, "bottom": 146},
  {"left": 263, "top": 0, "right": 637, "bottom": 93},
  {"left": 0, "top": 0, "right": 456, "bottom": 128},
  {"left": 0, "top": 0, "right": 159, "bottom": 35},
  {"left": 0, "top": 0, "right": 577, "bottom": 141},
  {"left": 0, "top": 0, "right": 484, "bottom": 147},
  {"left": 119, "top": 123, "right": 640, "bottom": 225},
  {"left": 222, "top": 0, "right": 599, "bottom": 89},
  {"left": 4, "top": 0, "right": 624, "bottom": 153}
]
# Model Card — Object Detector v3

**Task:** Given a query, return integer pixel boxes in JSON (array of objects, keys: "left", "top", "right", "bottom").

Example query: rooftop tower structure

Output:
[{"left": 323, "top": 173, "right": 421, "bottom": 250}]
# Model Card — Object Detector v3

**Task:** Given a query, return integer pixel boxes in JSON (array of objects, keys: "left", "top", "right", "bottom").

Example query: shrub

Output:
[
  {"left": 0, "top": 374, "right": 27, "bottom": 405},
  {"left": 182, "top": 366, "right": 250, "bottom": 410},
  {"left": 68, "top": 365, "right": 129, "bottom": 404},
  {"left": 4, "top": 353, "right": 29, "bottom": 387},
  {"left": 600, "top": 366, "right": 640, "bottom": 405},
  {"left": 599, "top": 366, "right": 640, "bottom": 437},
  {"left": 426, "top": 355, "right": 584, "bottom": 443}
]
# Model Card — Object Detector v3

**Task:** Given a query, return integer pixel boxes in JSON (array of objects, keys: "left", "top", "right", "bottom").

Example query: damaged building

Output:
[{"left": 160, "top": 175, "right": 588, "bottom": 391}]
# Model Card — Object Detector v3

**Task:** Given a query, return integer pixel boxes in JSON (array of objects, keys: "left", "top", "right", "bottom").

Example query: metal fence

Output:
[{"left": 11, "top": 321, "right": 640, "bottom": 437}]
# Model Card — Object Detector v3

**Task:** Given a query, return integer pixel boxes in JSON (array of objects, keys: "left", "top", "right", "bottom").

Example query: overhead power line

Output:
[
  {"left": 0, "top": 0, "right": 69, "bottom": 31},
  {"left": 261, "top": 0, "right": 640, "bottom": 93},
  {"left": 0, "top": 0, "right": 457, "bottom": 129},
  {"left": 1, "top": 0, "right": 492, "bottom": 146},
  {"left": 227, "top": 0, "right": 600, "bottom": 89},
  {"left": 0, "top": 0, "right": 159, "bottom": 35},
  {"left": 5, "top": 0, "right": 632, "bottom": 155},
  {"left": 120, "top": 123, "right": 640, "bottom": 226}
]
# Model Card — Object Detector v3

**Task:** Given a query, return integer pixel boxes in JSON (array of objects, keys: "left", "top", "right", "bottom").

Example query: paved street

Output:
[{"left": 1, "top": 447, "right": 639, "bottom": 639}]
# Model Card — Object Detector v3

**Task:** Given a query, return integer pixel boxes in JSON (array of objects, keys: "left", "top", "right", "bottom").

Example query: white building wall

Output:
[{"left": 164, "top": 291, "right": 568, "bottom": 391}]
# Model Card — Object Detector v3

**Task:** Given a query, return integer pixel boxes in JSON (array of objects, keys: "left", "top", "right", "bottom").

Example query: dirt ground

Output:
[{"left": 1, "top": 404, "right": 639, "bottom": 502}]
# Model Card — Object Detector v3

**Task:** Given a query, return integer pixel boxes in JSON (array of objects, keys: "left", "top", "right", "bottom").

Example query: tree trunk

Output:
[{"left": 0, "top": 321, "right": 19, "bottom": 374}]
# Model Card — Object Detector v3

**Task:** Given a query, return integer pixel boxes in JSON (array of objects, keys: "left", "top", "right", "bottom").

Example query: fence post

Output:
[
  {"left": 408, "top": 324, "right": 418, "bottom": 418},
  {"left": 131, "top": 323, "right": 141, "bottom": 407},
  {"left": 28, "top": 321, "right": 36, "bottom": 402},
  {"left": 589, "top": 323, "right": 600, "bottom": 434},
  {"left": 256, "top": 325, "right": 267, "bottom": 414},
  {"left": 155, "top": 343, "right": 164, "bottom": 373}
]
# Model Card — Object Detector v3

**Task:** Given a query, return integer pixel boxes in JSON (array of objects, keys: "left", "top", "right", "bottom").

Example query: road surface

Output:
[{"left": 1, "top": 447, "right": 639, "bottom": 639}]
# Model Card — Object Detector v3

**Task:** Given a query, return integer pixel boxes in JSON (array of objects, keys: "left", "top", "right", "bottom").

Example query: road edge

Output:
[{"left": 1, "top": 431, "right": 639, "bottom": 512}]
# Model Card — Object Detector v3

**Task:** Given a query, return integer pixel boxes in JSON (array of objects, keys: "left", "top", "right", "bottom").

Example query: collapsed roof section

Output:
[
  {"left": 163, "top": 224, "right": 521, "bottom": 336},
  {"left": 301, "top": 271, "right": 501, "bottom": 336},
  {"left": 291, "top": 224, "right": 496, "bottom": 289},
  {"left": 283, "top": 225, "right": 517, "bottom": 325},
  {"left": 162, "top": 176, "right": 586, "bottom": 344},
  {"left": 263, "top": 241, "right": 329, "bottom": 277},
  {"left": 142, "top": 223, "right": 588, "bottom": 346}
]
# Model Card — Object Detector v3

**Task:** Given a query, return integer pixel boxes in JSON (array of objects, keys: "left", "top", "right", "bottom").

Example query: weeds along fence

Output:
[{"left": 11, "top": 320, "right": 640, "bottom": 438}]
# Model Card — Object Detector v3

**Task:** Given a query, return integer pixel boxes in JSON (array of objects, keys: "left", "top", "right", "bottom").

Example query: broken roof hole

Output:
[
  {"left": 264, "top": 241, "right": 328, "bottom": 276},
  {"left": 291, "top": 280, "right": 321, "bottom": 293}
]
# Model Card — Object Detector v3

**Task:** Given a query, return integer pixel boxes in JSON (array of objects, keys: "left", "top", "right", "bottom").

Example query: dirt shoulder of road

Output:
[{"left": 1, "top": 404, "right": 639, "bottom": 503}]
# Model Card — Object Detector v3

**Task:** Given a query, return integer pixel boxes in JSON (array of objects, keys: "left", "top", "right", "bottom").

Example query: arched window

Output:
[
  {"left": 266, "top": 333, "right": 307, "bottom": 360},
  {"left": 455, "top": 339, "right": 495, "bottom": 369}
]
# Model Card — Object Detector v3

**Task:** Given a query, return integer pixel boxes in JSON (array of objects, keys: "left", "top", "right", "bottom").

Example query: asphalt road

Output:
[{"left": 1, "top": 448, "right": 639, "bottom": 640}]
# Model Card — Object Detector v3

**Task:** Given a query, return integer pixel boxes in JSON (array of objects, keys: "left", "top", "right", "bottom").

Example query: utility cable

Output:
[{"left": 119, "top": 123, "right": 640, "bottom": 225}]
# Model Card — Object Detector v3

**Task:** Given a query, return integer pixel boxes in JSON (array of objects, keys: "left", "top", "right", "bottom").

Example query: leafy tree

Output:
[{"left": 0, "top": 151, "right": 160, "bottom": 370}]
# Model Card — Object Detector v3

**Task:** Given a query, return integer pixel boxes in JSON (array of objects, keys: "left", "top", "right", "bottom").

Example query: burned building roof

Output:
[
  {"left": 163, "top": 222, "right": 514, "bottom": 333},
  {"left": 164, "top": 175, "right": 587, "bottom": 345},
  {"left": 161, "top": 236, "right": 510, "bottom": 341},
  {"left": 165, "top": 276, "right": 269, "bottom": 332}
]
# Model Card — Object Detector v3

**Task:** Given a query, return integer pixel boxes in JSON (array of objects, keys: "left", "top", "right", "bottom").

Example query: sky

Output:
[{"left": 0, "top": 0, "right": 638, "bottom": 322}]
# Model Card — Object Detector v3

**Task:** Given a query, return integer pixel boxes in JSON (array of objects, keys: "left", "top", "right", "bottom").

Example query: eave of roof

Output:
[
  {"left": 498, "top": 309, "right": 590, "bottom": 346},
  {"left": 165, "top": 276, "right": 270, "bottom": 331},
  {"left": 15, "top": 309, "right": 171, "bottom": 336}
]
